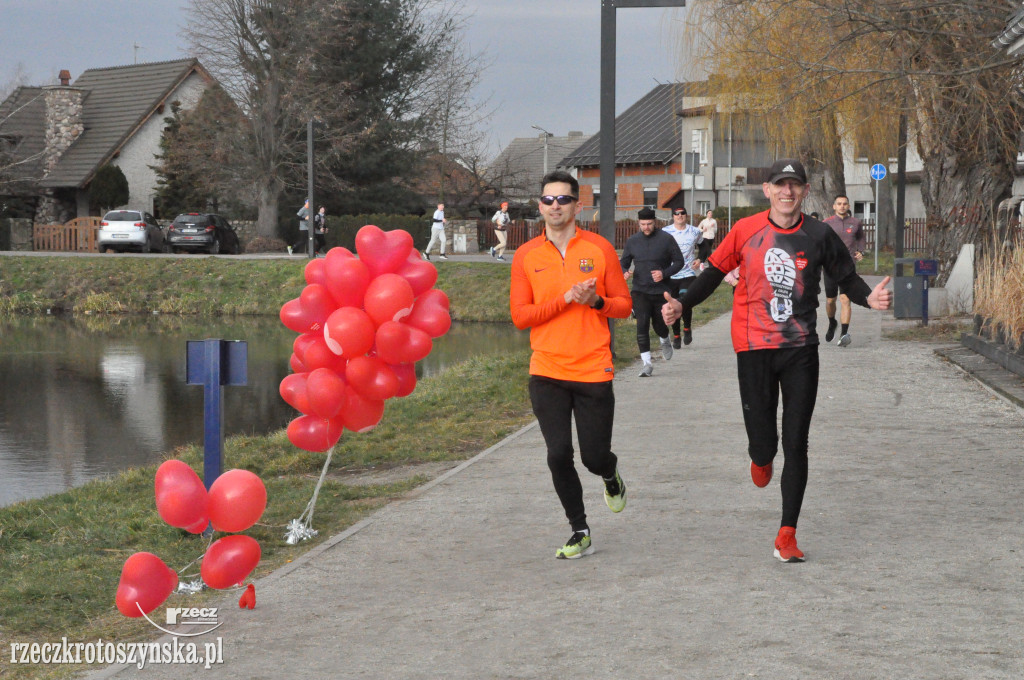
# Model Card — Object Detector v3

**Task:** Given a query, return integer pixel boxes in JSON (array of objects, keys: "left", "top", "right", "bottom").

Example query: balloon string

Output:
[
  {"left": 177, "top": 532, "right": 214, "bottom": 575},
  {"left": 300, "top": 446, "right": 335, "bottom": 527}
]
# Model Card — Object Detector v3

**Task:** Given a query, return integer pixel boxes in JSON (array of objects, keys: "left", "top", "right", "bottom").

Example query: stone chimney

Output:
[{"left": 42, "top": 70, "right": 85, "bottom": 175}]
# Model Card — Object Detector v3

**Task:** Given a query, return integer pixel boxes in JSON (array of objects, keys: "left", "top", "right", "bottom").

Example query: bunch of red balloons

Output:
[
  {"left": 115, "top": 461, "right": 267, "bottom": 617},
  {"left": 279, "top": 225, "right": 451, "bottom": 452}
]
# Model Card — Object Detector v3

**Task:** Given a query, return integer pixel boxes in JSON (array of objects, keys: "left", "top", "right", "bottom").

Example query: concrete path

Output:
[{"left": 91, "top": 300, "right": 1024, "bottom": 679}]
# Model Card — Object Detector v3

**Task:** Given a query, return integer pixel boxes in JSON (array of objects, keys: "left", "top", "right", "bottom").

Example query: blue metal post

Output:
[{"left": 202, "top": 339, "right": 224, "bottom": 489}]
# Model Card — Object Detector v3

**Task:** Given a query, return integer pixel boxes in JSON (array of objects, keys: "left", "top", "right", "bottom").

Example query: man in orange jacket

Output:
[{"left": 510, "top": 170, "right": 633, "bottom": 559}]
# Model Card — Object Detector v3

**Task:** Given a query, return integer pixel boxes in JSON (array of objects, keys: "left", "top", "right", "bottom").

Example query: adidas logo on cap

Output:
[{"left": 767, "top": 158, "right": 807, "bottom": 183}]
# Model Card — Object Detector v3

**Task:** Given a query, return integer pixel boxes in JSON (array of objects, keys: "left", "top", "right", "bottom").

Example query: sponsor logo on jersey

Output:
[
  {"left": 764, "top": 247, "right": 796, "bottom": 323},
  {"left": 579, "top": 258, "right": 594, "bottom": 273}
]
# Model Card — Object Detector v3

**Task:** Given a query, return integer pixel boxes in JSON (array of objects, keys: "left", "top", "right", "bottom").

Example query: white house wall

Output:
[{"left": 111, "top": 71, "right": 208, "bottom": 213}]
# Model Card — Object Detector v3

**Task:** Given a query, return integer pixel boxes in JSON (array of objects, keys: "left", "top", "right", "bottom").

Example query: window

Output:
[
  {"left": 692, "top": 129, "right": 708, "bottom": 166},
  {"left": 696, "top": 201, "right": 711, "bottom": 216},
  {"left": 643, "top": 187, "right": 658, "bottom": 208},
  {"left": 853, "top": 201, "right": 875, "bottom": 220}
]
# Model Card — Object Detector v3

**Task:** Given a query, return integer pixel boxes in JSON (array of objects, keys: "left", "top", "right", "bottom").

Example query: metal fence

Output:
[{"left": 479, "top": 216, "right": 932, "bottom": 252}]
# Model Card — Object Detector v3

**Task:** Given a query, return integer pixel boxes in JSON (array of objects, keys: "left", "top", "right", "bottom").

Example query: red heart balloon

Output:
[
  {"left": 324, "top": 246, "right": 356, "bottom": 262},
  {"left": 345, "top": 356, "right": 399, "bottom": 401},
  {"left": 389, "top": 362, "right": 417, "bottom": 397},
  {"left": 279, "top": 372, "right": 311, "bottom": 414},
  {"left": 306, "top": 367, "right": 347, "bottom": 419},
  {"left": 287, "top": 414, "right": 343, "bottom": 452},
  {"left": 116, "top": 552, "right": 179, "bottom": 617},
  {"left": 324, "top": 255, "right": 370, "bottom": 308},
  {"left": 298, "top": 283, "right": 337, "bottom": 333},
  {"left": 396, "top": 249, "right": 438, "bottom": 297},
  {"left": 293, "top": 333, "right": 318, "bottom": 359},
  {"left": 154, "top": 460, "right": 209, "bottom": 532},
  {"left": 208, "top": 469, "right": 267, "bottom": 533},
  {"left": 341, "top": 387, "right": 385, "bottom": 433},
  {"left": 355, "top": 225, "right": 414, "bottom": 279},
  {"left": 300, "top": 335, "right": 348, "bottom": 373},
  {"left": 375, "top": 321, "right": 433, "bottom": 365},
  {"left": 323, "top": 307, "right": 376, "bottom": 359},
  {"left": 201, "top": 535, "right": 261, "bottom": 590},
  {"left": 289, "top": 353, "right": 307, "bottom": 374},
  {"left": 406, "top": 288, "right": 452, "bottom": 338},
  {"left": 363, "top": 273, "right": 415, "bottom": 326},
  {"left": 279, "top": 298, "right": 313, "bottom": 334},
  {"left": 304, "top": 258, "right": 328, "bottom": 286},
  {"left": 238, "top": 583, "right": 256, "bottom": 610}
]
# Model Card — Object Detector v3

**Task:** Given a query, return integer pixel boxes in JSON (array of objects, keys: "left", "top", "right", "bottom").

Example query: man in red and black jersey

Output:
[{"left": 662, "top": 158, "right": 892, "bottom": 562}]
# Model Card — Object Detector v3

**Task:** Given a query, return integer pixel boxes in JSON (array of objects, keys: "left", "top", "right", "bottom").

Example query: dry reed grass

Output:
[{"left": 974, "top": 232, "right": 1024, "bottom": 351}]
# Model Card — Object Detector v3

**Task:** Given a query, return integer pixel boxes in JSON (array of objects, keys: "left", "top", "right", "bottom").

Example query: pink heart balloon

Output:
[
  {"left": 306, "top": 367, "right": 347, "bottom": 419},
  {"left": 300, "top": 335, "right": 349, "bottom": 373},
  {"left": 154, "top": 460, "right": 209, "bottom": 532},
  {"left": 279, "top": 298, "right": 313, "bottom": 334},
  {"left": 345, "top": 356, "right": 399, "bottom": 401},
  {"left": 287, "top": 414, "right": 343, "bottom": 452},
  {"left": 323, "top": 307, "right": 376, "bottom": 359},
  {"left": 116, "top": 552, "right": 179, "bottom": 617},
  {"left": 201, "top": 535, "right": 261, "bottom": 590},
  {"left": 363, "top": 273, "right": 415, "bottom": 326},
  {"left": 375, "top": 321, "right": 433, "bottom": 364},
  {"left": 279, "top": 372, "right": 311, "bottom": 414},
  {"left": 389, "top": 362, "right": 417, "bottom": 397},
  {"left": 341, "top": 387, "right": 385, "bottom": 433},
  {"left": 396, "top": 250, "right": 438, "bottom": 297},
  {"left": 355, "top": 225, "right": 414, "bottom": 279},
  {"left": 298, "top": 284, "right": 337, "bottom": 333},
  {"left": 304, "top": 258, "right": 328, "bottom": 286},
  {"left": 406, "top": 288, "right": 452, "bottom": 338},
  {"left": 208, "top": 469, "right": 267, "bottom": 533},
  {"left": 324, "top": 256, "right": 370, "bottom": 309}
]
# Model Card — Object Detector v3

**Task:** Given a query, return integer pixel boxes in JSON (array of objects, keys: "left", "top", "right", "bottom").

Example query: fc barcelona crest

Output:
[{"left": 579, "top": 258, "right": 595, "bottom": 273}]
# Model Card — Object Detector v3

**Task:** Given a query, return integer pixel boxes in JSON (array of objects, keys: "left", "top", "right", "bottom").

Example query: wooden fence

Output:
[
  {"left": 479, "top": 216, "right": 932, "bottom": 253},
  {"left": 33, "top": 217, "right": 102, "bottom": 253}
]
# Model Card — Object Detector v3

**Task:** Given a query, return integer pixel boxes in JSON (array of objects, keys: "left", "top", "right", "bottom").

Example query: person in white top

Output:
[
  {"left": 490, "top": 201, "right": 511, "bottom": 261},
  {"left": 423, "top": 202, "right": 448, "bottom": 261},
  {"left": 697, "top": 209, "right": 718, "bottom": 262}
]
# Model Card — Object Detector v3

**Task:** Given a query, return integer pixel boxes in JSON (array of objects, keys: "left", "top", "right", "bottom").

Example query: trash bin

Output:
[{"left": 893, "top": 276, "right": 923, "bottom": 318}]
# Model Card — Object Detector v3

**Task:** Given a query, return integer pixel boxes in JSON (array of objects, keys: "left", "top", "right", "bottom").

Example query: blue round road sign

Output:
[{"left": 870, "top": 163, "right": 887, "bottom": 181}]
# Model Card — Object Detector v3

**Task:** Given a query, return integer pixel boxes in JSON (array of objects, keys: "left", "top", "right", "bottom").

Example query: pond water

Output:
[{"left": 0, "top": 315, "right": 529, "bottom": 507}]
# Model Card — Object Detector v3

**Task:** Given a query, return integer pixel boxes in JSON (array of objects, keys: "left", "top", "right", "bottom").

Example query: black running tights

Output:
[{"left": 736, "top": 345, "right": 819, "bottom": 528}]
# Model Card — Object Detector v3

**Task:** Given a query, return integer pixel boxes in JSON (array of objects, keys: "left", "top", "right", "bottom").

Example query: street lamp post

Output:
[{"left": 531, "top": 124, "right": 554, "bottom": 176}]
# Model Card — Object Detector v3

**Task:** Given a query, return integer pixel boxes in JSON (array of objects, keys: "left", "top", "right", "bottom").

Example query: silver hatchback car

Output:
[{"left": 98, "top": 210, "right": 166, "bottom": 253}]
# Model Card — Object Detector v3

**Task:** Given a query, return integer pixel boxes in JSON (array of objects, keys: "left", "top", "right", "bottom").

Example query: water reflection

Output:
[{"left": 0, "top": 315, "right": 528, "bottom": 507}]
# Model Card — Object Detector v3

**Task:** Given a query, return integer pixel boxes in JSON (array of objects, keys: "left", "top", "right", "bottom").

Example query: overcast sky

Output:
[{"left": 1, "top": 0, "right": 695, "bottom": 156}]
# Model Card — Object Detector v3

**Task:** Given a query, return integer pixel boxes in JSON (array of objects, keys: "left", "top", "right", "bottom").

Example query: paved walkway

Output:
[{"left": 92, "top": 300, "right": 1024, "bottom": 679}]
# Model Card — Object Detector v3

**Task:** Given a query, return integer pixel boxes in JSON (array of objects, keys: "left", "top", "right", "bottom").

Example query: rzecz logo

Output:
[{"left": 138, "top": 606, "right": 223, "bottom": 637}]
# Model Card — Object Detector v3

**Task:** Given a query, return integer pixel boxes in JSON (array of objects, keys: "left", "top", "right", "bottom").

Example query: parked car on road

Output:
[
  {"left": 165, "top": 213, "right": 241, "bottom": 254},
  {"left": 98, "top": 210, "right": 165, "bottom": 253}
]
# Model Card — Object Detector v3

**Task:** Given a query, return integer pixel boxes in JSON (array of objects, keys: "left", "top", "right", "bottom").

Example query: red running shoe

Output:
[
  {"left": 750, "top": 461, "right": 773, "bottom": 488},
  {"left": 774, "top": 526, "right": 804, "bottom": 562}
]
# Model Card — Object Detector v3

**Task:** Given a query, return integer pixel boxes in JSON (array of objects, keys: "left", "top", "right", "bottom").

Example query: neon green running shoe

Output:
[
  {"left": 555, "top": 531, "right": 594, "bottom": 559},
  {"left": 604, "top": 469, "right": 627, "bottom": 513}
]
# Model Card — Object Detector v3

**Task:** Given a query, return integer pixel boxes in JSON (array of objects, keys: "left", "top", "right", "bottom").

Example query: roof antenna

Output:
[{"left": 133, "top": 43, "right": 143, "bottom": 64}]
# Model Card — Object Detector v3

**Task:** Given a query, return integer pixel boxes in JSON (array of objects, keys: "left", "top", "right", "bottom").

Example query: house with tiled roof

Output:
[
  {"left": 0, "top": 58, "right": 215, "bottom": 223},
  {"left": 487, "top": 130, "right": 590, "bottom": 204},
  {"left": 560, "top": 81, "right": 929, "bottom": 223}
]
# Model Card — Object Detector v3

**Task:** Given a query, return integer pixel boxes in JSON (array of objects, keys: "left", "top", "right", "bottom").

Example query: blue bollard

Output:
[{"left": 186, "top": 339, "right": 248, "bottom": 490}]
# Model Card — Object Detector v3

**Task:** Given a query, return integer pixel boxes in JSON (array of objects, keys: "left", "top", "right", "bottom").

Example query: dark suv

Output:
[{"left": 166, "top": 213, "right": 242, "bottom": 254}]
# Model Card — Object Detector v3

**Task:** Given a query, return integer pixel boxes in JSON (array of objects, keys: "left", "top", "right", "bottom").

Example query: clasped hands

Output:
[{"left": 564, "top": 277, "right": 600, "bottom": 307}]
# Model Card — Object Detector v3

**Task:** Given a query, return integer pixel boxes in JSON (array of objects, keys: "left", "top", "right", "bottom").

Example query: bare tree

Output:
[{"left": 684, "top": 0, "right": 1024, "bottom": 282}]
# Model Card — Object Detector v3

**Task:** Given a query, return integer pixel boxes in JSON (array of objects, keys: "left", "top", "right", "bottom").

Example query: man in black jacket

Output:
[{"left": 620, "top": 207, "right": 684, "bottom": 376}]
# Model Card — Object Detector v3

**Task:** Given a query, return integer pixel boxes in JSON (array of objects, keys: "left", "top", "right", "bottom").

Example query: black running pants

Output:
[
  {"left": 631, "top": 290, "right": 669, "bottom": 353},
  {"left": 529, "top": 376, "right": 618, "bottom": 532},
  {"left": 665, "top": 279, "right": 694, "bottom": 336},
  {"left": 736, "top": 345, "right": 819, "bottom": 528}
]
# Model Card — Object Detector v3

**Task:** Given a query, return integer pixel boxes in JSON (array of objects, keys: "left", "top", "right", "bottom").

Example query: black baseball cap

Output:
[{"left": 766, "top": 158, "right": 807, "bottom": 184}]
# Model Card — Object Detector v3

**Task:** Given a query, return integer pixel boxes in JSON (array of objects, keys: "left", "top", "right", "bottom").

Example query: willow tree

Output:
[{"left": 684, "top": 0, "right": 1023, "bottom": 281}]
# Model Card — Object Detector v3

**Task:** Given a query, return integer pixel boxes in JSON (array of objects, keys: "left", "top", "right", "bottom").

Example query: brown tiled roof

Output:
[{"left": 39, "top": 59, "right": 211, "bottom": 188}]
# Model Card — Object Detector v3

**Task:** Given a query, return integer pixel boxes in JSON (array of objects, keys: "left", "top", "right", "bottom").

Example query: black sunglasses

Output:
[
  {"left": 672, "top": 210, "right": 687, "bottom": 215},
  {"left": 539, "top": 195, "right": 578, "bottom": 206}
]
